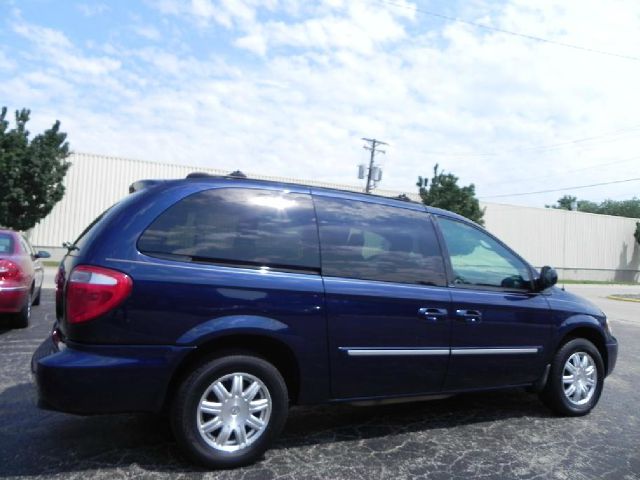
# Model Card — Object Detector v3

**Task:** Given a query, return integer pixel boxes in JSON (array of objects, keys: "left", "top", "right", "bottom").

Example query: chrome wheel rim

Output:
[
  {"left": 197, "top": 372, "right": 272, "bottom": 453},
  {"left": 562, "top": 352, "right": 597, "bottom": 406}
]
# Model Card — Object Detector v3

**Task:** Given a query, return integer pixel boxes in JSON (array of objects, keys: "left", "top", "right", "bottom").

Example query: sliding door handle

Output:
[
  {"left": 418, "top": 307, "right": 448, "bottom": 322},
  {"left": 455, "top": 309, "right": 482, "bottom": 323}
]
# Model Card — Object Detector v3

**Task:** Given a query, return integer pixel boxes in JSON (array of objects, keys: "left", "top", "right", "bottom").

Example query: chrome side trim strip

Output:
[
  {"left": 340, "top": 347, "right": 541, "bottom": 357},
  {"left": 341, "top": 348, "right": 450, "bottom": 357},
  {"left": 451, "top": 347, "right": 539, "bottom": 355},
  {"left": 0, "top": 285, "right": 29, "bottom": 291}
]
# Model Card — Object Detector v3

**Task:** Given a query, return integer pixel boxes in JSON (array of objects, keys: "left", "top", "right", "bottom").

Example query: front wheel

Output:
[
  {"left": 171, "top": 354, "right": 289, "bottom": 469},
  {"left": 540, "top": 338, "right": 604, "bottom": 416},
  {"left": 32, "top": 287, "right": 41, "bottom": 306}
]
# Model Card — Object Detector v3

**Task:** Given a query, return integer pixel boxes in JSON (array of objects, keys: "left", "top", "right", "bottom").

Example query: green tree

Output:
[
  {"left": 0, "top": 107, "right": 70, "bottom": 231},
  {"left": 546, "top": 195, "right": 640, "bottom": 218},
  {"left": 417, "top": 164, "right": 485, "bottom": 225},
  {"left": 547, "top": 195, "right": 640, "bottom": 245},
  {"left": 597, "top": 198, "right": 640, "bottom": 218},
  {"left": 546, "top": 195, "right": 577, "bottom": 210}
]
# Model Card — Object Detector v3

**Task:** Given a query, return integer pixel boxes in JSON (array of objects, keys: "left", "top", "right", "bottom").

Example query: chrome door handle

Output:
[
  {"left": 455, "top": 309, "right": 482, "bottom": 323},
  {"left": 418, "top": 307, "right": 448, "bottom": 322}
]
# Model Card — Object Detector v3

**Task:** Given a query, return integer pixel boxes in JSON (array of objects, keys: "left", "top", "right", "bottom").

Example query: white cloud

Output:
[
  {"left": 77, "top": 3, "right": 109, "bottom": 17},
  {"left": 155, "top": 0, "right": 264, "bottom": 29},
  {"left": 4, "top": 0, "right": 640, "bottom": 208},
  {"left": 234, "top": 32, "right": 268, "bottom": 56},
  {"left": 0, "top": 50, "right": 16, "bottom": 71},
  {"left": 132, "top": 24, "right": 161, "bottom": 41},
  {"left": 13, "top": 22, "right": 120, "bottom": 75}
]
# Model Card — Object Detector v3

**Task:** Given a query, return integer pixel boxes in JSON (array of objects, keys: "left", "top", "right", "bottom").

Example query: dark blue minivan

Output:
[{"left": 32, "top": 174, "right": 618, "bottom": 468}]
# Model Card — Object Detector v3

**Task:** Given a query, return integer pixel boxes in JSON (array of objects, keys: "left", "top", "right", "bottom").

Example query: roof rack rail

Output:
[
  {"left": 186, "top": 170, "right": 248, "bottom": 179},
  {"left": 394, "top": 194, "right": 413, "bottom": 202},
  {"left": 182, "top": 172, "right": 421, "bottom": 206},
  {"left": 186, "top": 172, "right": 217, "bottom": 179}
]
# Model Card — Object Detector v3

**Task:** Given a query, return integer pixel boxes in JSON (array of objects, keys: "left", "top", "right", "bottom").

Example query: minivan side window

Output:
[
  {"left": 138, "top": 188, "right": 320, "bottom": 271},
  {"left": 314, "top": 196, "right": 447, "bottom": 286},
  {"left": 436, "top": 216, "right": 532, "bottom": 289}
]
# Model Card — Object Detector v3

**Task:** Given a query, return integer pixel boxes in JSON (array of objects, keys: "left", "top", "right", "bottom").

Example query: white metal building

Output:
[{"left": 29, "top": 153, "right": 640, "bottom": 282}]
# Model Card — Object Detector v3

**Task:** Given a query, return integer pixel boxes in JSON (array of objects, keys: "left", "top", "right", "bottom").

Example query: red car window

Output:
[{"left": 0, "top": 233, "right": 15, "bottom": 255}]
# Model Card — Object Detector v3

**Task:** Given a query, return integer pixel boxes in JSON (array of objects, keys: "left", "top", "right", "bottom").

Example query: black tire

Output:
[
  {"left": 540, "top": 338, "right": 604, "bottom": 416},
  {"left": 171, "top": 354, "right": 288, "bottom": 469},
  {"left": 32, "top": 287, "right": 41, "bottom": 306},
  {"left": 14, "top": 291, "right": 32, "bottom": 329}
]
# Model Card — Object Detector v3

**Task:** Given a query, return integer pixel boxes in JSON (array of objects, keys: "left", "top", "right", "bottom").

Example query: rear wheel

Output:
[
  {"left": 171, "top": 354, "right": 288, "bottom": 469},
  {"left": 540, "top": 338, "right": 604, "bottom": 416},
  {"left": 14, "top": 291, "right": 32, "bottom": 329}
]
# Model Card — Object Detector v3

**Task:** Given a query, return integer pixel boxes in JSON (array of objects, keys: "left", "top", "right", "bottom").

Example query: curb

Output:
[{"left": 606, "top": 295, "right": 640, "bottom": 303}]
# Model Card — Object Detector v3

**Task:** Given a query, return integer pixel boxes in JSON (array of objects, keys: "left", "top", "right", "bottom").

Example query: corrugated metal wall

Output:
[
  {"left": 29, "top": 153, "right": 640, "bottom": 281},
  {"left": 481, "top": 203, "right": 640, "bottom": 281}
]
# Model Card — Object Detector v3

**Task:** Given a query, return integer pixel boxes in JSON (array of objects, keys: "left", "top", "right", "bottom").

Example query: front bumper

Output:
[
  {"left": 606, "top": 337, "right": 618, "bottom": 376},
  {"left": 31, "top": 334, "right": 194, "bottom": 414}
]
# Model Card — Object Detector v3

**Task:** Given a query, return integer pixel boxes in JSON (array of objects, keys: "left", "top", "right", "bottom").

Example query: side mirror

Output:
[
  {"left": 537, "top": 266, "right": 558, "bottom": 291},
  {"left": 35, "top": 250, "right": 51, "bottom": 259}
]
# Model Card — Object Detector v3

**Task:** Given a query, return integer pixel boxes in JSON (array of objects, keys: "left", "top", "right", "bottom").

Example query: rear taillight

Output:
[
  {"left": 0, "top": 259, "right": 22, "bottom": 281},
  {"left": 66, "top": 265, "right": 132, "bottom": 324}
]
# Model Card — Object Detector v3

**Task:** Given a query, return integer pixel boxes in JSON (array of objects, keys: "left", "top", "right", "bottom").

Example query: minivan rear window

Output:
[
  {"left": 138, "top": 188, "right": 320, "bottom": 272},
  {"left": 314, "top": 196, "right": 447, "bottom": 286}
]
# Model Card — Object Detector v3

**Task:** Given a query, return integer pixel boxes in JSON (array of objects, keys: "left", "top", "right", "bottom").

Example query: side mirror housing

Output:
[
  {"left": 35, "top": 250, "right": 51, "bottom": 259},
  {"left": 536, "top": 266, "right": 558, "bottom": 291}
]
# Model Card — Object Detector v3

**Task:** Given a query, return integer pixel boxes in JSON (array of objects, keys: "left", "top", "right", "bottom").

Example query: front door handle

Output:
[
  {"left": 455, "top": 309, "right": 482, "bottom": 323},
  {"left": 418, "top": 307, "right": 448, "bottom": 322}
]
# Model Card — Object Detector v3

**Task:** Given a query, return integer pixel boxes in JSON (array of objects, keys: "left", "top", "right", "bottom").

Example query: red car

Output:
[{"left": 0, "top": 229, "right": 49, "bottom": 328}]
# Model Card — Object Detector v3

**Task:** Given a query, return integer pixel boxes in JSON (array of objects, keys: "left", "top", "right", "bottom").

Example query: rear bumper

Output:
[
  {"left": 0, "top": 286, "right": 29, "bottom": 313},
  {"left": 32, "top": 335, "right": 194, "bottom": 414},
  {"left": 606, "top": 337, "right": 618, "bottom": 376}
]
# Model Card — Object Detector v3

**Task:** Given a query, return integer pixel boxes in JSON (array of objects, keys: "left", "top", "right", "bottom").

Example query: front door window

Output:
[{"left": 437, "top": 217, "right": 532, "bottom": 290}]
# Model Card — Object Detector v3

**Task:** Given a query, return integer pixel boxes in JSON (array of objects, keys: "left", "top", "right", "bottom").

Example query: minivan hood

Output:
[{"left": 547, "top": 286, "right": 604, "bottom": 318}]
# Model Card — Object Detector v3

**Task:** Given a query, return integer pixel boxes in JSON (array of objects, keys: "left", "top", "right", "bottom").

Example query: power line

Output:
[
  {"left": 480, "top": 176, "right": 640, "bottom": 199},
  {"left": 419, "top": 125, "right": 640, "bottom": 158},
  {"left": 513, "top": 128, "right": 640, "bottom": 153},
  {"left": 375, "top": 0, "right": 640, "bottom": 62},
  {"left": 482, "top": 154, "right": 640, "bottom": 189}
]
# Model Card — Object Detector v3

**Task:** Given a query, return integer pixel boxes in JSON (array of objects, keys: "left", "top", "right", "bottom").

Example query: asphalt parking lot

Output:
[{"left": 1, "top": 286, "right": 639, "bottom": 480}]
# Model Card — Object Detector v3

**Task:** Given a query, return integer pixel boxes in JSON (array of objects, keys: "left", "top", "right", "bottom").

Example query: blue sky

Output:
[{"left": 2, "top": 0, "right": 640, "bottom": 206}]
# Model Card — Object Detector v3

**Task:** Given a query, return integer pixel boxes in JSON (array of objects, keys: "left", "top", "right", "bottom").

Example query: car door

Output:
[
  {"left": 313, "top": 193, "right": 451, "bottom": 399},
  {"left": 434, "top": 215, "right": 552, "bottom": 391}
]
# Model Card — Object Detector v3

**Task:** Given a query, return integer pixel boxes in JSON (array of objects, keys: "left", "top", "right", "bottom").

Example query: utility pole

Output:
[{"left": 360, "top": 138, "right": 387, "bottom": 193}]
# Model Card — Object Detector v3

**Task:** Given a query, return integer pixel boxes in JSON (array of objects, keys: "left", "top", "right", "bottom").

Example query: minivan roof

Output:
[{"left": 129, "top": 173, "right": 472, "bottom": 222}]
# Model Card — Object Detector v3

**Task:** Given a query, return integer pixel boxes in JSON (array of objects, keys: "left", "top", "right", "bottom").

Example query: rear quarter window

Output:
[{"left": 138, "top": 188, "right": 320, "bottom": 271}]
